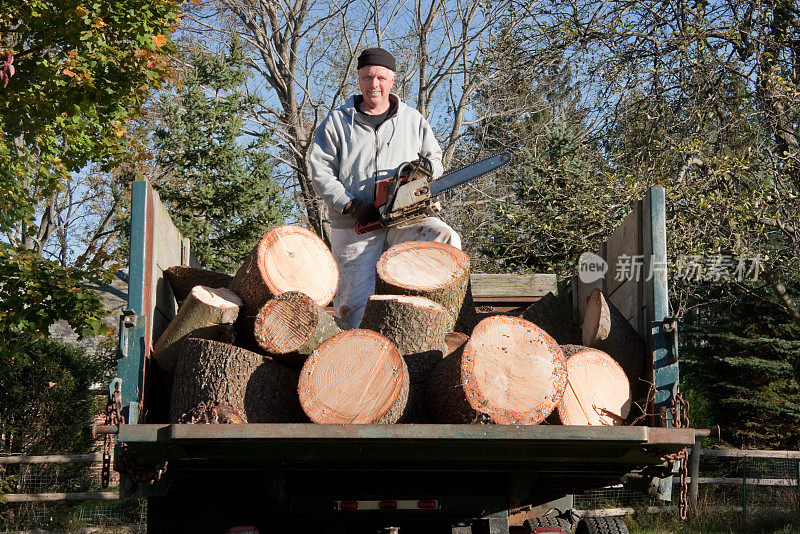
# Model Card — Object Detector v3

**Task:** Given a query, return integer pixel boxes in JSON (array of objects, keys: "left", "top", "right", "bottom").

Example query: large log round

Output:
[
  {"left": 254, "top": 291, "right": 340, "bottom": 360},
  {"left": 375, "top": 241, "right": 477, "bottom": 333},
  {"left": 557, "top": 346, "right": 631, "bottom": 426},
  {"left": 427, "top": 315, "right": 567, "bottom": 424},
  {"left": 298, "top": 329, "right": 409, "bottom": 424},
  {"left": 170, "top": 338, "right": 304, "bottom": 423},
  {"left": 229, "top": 225, "right": 338, "bottom": 319},
  {"left": 359, "top": 295, "right": 448, "bottom": 383},
  {"left": 581, "top": 288, "right": 646, "bottom": 390},
  {"left": 153, "top": 286, "right": 241, "bottom": 374}
]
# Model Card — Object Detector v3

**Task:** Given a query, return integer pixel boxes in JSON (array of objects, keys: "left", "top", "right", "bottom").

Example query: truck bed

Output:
[{"left": 115, "top": 182, "right": 702, "bottom": 530}]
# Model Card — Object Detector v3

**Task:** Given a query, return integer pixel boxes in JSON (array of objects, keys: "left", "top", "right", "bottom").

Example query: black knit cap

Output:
[{"left": 357, "top": 47, "right": 396, "bottom": 71}]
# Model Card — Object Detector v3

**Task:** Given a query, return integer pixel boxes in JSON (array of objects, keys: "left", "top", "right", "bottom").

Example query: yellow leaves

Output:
[
  {"left": 91, "top": 17, "right": 106, "bottom": 29},
  {"left": 190, "top": 0, "right": 201, "bottom": 5},
  {"left": 76, "top": 5, "right": 88, "bottom": 17},
  {"left": 112, "top": 122, "right": 127, "bottom": 137},
  {"left": 63, "top": 67, "right": 77, "bottom": 77},
  {"left": 151, "top": 34, "right": 167, "bottom": 49}
]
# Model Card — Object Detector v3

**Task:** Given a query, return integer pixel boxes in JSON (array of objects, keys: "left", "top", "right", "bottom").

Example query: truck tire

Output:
[
  {"left": 574, "top": 517, "right": 629, "bottom": 534},
  {"left": 524, "top": 516, "right": 572, "bottom": 533}
]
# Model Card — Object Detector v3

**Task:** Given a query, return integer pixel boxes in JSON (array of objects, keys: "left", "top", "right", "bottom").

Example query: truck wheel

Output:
[
  {"left": 574, "top": 517, "right": 628, "bottom": 534},
  {"left": 523, "top": 516, "right": 572, "bottom": 533}
]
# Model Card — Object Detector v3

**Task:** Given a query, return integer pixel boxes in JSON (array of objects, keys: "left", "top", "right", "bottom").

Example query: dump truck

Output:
[{"left": 108, "top": 181, "right": 705, "bottom": 533}]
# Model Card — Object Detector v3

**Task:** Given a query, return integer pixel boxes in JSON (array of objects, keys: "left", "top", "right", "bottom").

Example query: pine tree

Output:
[
  {"left": 151, "top": 36, "right": 288, "bottom": 273},
  {"left": 680, "top": 281, "right": 800, "bottom": 449}
]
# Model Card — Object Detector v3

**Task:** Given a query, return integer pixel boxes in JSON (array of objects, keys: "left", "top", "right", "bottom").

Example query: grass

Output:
[{"left": 624, "top": 503, "right": 800, "bottom": 533}]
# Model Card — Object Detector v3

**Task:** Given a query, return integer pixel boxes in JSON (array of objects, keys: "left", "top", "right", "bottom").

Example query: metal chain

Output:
[
  {"left": 115, "top": 442, "right": 168, "bottom": 486},
  {"left": 101, "top": 390, "right": 122, "bottom": 488},
  {"left": 670, "top": 392, "right": 691, "bottom": 520}
]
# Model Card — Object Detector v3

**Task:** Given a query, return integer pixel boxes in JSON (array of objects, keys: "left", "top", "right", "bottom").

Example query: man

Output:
[{"left": 310, "top": 47, "right": 461, "bottom": 328}]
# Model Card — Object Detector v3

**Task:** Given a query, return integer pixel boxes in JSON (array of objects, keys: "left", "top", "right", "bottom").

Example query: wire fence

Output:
[{"left": 574, "top": 447, "right": 800, "bottom": 520}]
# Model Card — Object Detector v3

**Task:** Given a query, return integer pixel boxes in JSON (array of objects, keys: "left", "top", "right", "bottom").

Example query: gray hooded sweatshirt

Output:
[{"left": 310, "top": 94, "right": 443, "bottom": 229}]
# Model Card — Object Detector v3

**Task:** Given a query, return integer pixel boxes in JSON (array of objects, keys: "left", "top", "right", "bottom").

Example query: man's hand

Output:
[{"left": 344, "top": 199, "right": 380, "bottom": 226}]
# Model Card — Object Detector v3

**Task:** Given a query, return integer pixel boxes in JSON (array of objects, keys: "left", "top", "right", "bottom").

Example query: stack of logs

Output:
[{"left": 157, "top": 225, "right": 646, "bottom": 426}]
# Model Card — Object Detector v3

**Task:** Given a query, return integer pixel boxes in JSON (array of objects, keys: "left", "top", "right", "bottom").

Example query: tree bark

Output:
[
  {"left": 555, "top": 345, "right": 631, "bottom": 426},
  {"left": 375, "top": 241, "right": 477, "bottom": 333},
  {"left": 581, "top": 288, "right": 646, "bottom": 391},
  {"left": 153, "top": 286, "right": 241, "bottom": 374},
  {"left": 298, "top": 329, "right": 409, "bottom": 424},
  {"left": 427, "top": 315, "right": 567, "bottom": 424},
  {"left": 170, "top": 338, "right": 304, "bottom": 424},
  {"left": 521, "top": 291, "right": 582, "bottom": 345},
  {"left": 164, "top": 266, "right": 233, "bottom": 305},
  {"left": 359, "top": 294, "right": 448, "bottom": 383},
  {"left": 254, "top": 291, "right": 340, "bottom": 360}
]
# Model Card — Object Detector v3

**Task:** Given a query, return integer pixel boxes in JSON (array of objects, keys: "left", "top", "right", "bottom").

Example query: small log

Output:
[
  {"left": 229, "top": 225, "right": 338, "bottom": 320},
  {"left": 170, "top": 338, "right": 304, "bottom": 424},
  {"left": 427, "top": 316, "right": 567, "bottom": 425},
  {"left": 375, "top": 241, "right": 477, "bottom": 333},
  {"left": 359, "top": 295, "right": 448, "bottom": 383},
  {"left": 521, "top": 292, "right": 582, "bottom": 345},
  {"left": 164, "top": 266, "right": 233, "bottom": 304},
  {"left": 557, "top": 346, "right": 631, "bottom": 426},
  {"left": 153, "top": 286, "right": 241, "bottom": 374},
  {"left": 581, "top": 288, "right": 646, "bottom": 389},
  {"left": 254, "top": 291, "right": 340, "bottom": 361},
  {"left": 298, "top": 330, "right": 409, "bottom": 424}
]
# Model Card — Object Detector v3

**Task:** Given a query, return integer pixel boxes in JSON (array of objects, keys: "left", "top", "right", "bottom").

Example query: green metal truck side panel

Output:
[{"left": 118, "top": 181, "right": 151, "bottom": 422}]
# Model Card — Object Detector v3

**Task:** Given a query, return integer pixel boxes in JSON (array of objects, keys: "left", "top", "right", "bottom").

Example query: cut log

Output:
[
  {"left": 153, "top": 286, "right": 242, "bottom": 374},
  {"left": 557, "top": 346, "right": 631, "bottom": 426},
  {"left": 522, "top": 291, "right": 582, "bottom": 345},
  {"left": 170, "top": 338, "right": 304, "bottom": 424},
  {"left": 581, "top": 288, "right": 646, "bottom": 390},
  {"left": 427, "top": 315, "right": 567, "bottom": 425},
  {"left": 164, "top": 266, "right": 233, "bottom": 304},
  {"left": 298, "top": 329, "right": 409, "bottom": 424},
  {"left": 229, "top": 225, "right": 338, "bottom": 320},
  {"left": 254, "top": 291, "right": 340, "bottom": 361},
  {"left": 359, "top": 295, "right": 448, "bottom": 383},
  {"left": 375, "top": 241, "right": 477, "bottom": 333}
]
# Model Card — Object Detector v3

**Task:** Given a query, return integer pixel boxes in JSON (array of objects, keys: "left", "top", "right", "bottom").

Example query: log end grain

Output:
[
  {"left": 164, "top": 266, "right": 233, "bottom": 303},
  {"left": 557, "top": 347, "right": 631, "bottom": 426},
  {"left": 254, "top": 291, "right": 339, "bottom": 355},
  {"left": 581, "top": 288, "right": 611, "bottom": 346},
  {"left": 376, "top": 241, "right": 470, "bottom": 292},
  {"left": 297, "top": 329, "right": 409, "bottom": 424},
  {"left": 256, "top": 225, "right": 338, "bottom": 307},
  {"left": 461, "top": 316, "right": 567, "bottom": 425}
]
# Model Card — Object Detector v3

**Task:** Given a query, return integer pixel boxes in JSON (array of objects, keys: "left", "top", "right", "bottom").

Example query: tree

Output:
[
  {"left": 680, "top": 280, "right": 800, "bottom": 448},
  {"left": 180, "top": 0, "right": 516, "bottom": 242},
  {"left": 453, "top": 27, "right": 633, "bottom": 274},
  {"left": 148, "top": 37, "right": 289, "bottom": 273},
  {"left": 0, "top": 332, "right": 102, "bottom": 455},
  {"left": 0, "top": 0, "right": 182, "bottom": 337}
]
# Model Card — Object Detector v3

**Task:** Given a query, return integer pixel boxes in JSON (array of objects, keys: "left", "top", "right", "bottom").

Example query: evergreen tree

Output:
[
  {"left": 455, "top": 28, "right": 634, "bottom": 275},
  {"left": 680, "top": 280, "right": 800, "bottom": 449},
  {"left": 151, "top": 37, "right": 288, "bottom": 273}
]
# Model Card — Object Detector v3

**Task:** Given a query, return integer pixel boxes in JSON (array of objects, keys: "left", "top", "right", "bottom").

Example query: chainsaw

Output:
[{"left": 354, "top": 151, "right": 512, "bottom": 234}]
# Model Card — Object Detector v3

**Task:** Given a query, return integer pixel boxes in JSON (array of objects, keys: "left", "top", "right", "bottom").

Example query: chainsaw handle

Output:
[{"left": 354, "top": 220, "right": 384, "bottom": 235}]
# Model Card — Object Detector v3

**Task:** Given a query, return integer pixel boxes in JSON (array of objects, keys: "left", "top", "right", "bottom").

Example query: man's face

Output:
[{"left": 358, "top": 65, "right": 395, "bottom": 109}]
